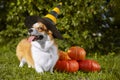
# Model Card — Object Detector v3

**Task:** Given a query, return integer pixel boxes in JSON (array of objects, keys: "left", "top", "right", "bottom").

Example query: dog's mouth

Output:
[{"left": 28, "top": 35, "right": 44, "bottom": 42}]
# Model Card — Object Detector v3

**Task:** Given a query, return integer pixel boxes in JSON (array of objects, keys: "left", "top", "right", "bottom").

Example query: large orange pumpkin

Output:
[
  {"left": 58, "top": 51, "right": 71, "bottom": 60},
  {"left": 55, "top": 60, "right": 79, "bottom": 72},
  {"left": 78, "top": 59, "right": 101, "bottom": 72},
  {"left": 68, "top": 46, "right": 86, "bottom": 60}
]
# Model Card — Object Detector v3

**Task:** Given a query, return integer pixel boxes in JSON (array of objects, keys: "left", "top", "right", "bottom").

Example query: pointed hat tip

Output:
[{"left": 59, "top": 2, "right": 62, "bottom": 6}]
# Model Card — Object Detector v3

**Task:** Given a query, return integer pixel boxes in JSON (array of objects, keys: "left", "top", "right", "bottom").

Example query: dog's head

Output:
[{"left": 28, "top": 22, "right": 53, "bottom": 42}]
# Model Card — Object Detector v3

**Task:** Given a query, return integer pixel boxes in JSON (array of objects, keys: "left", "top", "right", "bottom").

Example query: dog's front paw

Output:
[
  {"left": 36, "top": 69, "right": 44, "bottom": 73},
  {"left": 35, "top": 65, "right": 44, "bottom": 73},
  {"left": 49, "top": 68, "right": 54, "bottom": 74},
  {"left": 50, "top": 70, "right": 54, "bottom": 74}
]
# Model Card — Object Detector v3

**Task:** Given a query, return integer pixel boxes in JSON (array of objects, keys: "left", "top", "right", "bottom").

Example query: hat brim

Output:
[{"left": 24, "top": 16, "right": 63, "bottom": 40}]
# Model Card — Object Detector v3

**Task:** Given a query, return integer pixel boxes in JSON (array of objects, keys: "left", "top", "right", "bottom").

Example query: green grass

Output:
[{"left": 0, "top": 46, "right": 120, "bottom": 80}]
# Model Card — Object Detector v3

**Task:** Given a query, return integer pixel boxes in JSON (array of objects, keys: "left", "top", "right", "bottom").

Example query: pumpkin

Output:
[
  {"left": 68, "top": 46, "right": 86, "bottom": 60},
  {"left": 78, "top": 59, "right": 101, "bottom": 72},
  {"left": 55, "top": 60, "right": 79, "bottom": 72},
  {"left": 58, "top": 51, "right": 71, "bottom": 60}
]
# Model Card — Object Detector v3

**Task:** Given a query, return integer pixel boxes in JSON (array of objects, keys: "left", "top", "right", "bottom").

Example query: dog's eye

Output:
[{"left": 38, "top": 27, "right": 43, "bottom": 30}]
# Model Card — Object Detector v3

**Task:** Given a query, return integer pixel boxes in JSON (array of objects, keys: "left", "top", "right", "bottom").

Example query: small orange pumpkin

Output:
[
  {"left": 58, "top": 51, "right": 71, "bottom": 60},
  {"left": 55, "top": 60, "right": 79, "bottom": 72},
  {"left": 68, "top": 46, "right": 86, "bottom": 60}
]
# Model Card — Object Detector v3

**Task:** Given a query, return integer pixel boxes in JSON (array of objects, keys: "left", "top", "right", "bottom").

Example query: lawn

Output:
[{"left": 0, "top": 46, "right": 120, "bottom": 80}]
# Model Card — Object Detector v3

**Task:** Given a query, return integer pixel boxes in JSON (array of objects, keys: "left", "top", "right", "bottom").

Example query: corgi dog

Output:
[{"left": 16, "top": 22, "right": 59, "bottom": 73}]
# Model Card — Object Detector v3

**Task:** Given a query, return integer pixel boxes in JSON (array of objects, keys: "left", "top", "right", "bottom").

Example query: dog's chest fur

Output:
[
  {"left": 38, "top": 41, "right": 46, "bottom": 49},
  {"left": 31, "top": 41, "right": 58, "bottom": 72}
]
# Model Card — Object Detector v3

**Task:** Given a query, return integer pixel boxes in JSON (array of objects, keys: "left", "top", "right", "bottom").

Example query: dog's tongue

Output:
[{"left": 28, "top": 36, "right": 36, "bottom": 42}]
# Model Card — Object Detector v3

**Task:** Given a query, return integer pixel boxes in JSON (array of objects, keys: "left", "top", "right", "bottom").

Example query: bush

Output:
[{"left": 0, "top": 0, "right": 119, "bottom": 54}]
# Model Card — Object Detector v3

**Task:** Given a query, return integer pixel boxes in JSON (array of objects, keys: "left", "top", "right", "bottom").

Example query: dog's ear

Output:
[
  {"left": 47, "top": 30, "right": 54, "bottom": 40},
  {"left": 48, "top": 30, "right": 53, "bottom": 35}
]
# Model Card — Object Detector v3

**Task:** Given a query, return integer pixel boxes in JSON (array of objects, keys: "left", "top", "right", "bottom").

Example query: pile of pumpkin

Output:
[{"left": 54, "top": 46, "right": 101, "bottom": 73}]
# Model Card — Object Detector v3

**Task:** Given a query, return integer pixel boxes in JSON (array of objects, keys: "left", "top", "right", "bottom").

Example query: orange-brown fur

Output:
[{"left": 16, "top": 38, "right": 34, "bottom": 68}]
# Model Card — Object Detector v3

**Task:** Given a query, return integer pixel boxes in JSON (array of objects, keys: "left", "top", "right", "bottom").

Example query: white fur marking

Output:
[
  {"left": 33, "top": 23, "right": 40, "bottom": 28},
  {"left": 19, "top": 58, "right": 26, "bottom": 67},
  {"left": 31, "top": 39, "right": 58, "bottom": 73}
]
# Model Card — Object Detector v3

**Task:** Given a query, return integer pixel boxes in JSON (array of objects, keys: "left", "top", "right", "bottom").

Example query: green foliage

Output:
[{"left": 0, "top": 0, "right": 119, "bottom": 54}]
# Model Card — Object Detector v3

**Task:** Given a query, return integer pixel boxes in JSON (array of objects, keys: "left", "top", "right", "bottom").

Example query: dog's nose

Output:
[{"left": 28, "top": 29, "right": 33, "bottom": 33}]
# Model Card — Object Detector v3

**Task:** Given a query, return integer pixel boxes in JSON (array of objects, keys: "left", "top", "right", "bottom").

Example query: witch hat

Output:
[{"left": 25, "top": 3, "right": 63, "bottom": 39}]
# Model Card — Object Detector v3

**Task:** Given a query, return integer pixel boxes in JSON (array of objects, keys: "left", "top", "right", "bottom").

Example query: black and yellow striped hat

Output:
[
  {"left": 25, "top": 3, "right": 63, "bottom": 39},
  {"left": 44, "top": 2, "right": 62, "bottom": 25}
]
